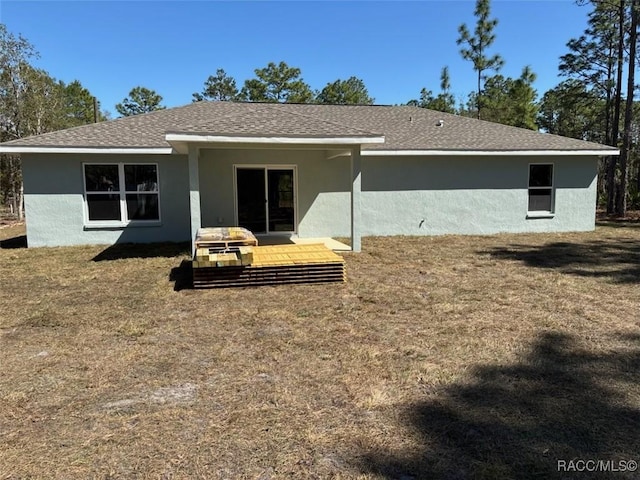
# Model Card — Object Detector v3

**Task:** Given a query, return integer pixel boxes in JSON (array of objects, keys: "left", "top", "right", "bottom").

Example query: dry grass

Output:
[{"left": 1, "top": 223, "right": 639, "bottom": 479}]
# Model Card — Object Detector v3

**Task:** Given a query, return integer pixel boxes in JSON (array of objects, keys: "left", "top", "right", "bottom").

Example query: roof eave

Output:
[
  {"left": 0, "top": 146, "right": 174, "bottom": 154},
  {"left": 361, "top": 149, "right": 619, "bottom": 157},
  {"left": 165, "top": 133, "right": 385, "bottom": 154}
]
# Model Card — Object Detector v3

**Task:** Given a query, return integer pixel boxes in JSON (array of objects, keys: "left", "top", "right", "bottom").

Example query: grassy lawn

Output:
[{"left": 1, "top": 223, "right": 639, "bottom": 479}]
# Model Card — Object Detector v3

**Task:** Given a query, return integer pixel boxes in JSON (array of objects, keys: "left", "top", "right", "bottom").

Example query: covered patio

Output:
[
  {"left": 163, "top": 111, "right": 385, "bottom": 254},
  {"left": 159, "top": 102, "right": 385, "bottom": 252}
]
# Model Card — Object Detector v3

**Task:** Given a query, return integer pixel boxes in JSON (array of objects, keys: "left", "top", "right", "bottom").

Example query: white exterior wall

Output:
[
  {"left": 21, "top": 150, "right": 599, "bottom": 248},
  {"left": 22, "top": 153, "right": 191, "bottom": 247},
  {"left": 198, "top": 150, "right": 598, "bottom": 238},
  {"left": 198, "top": 148, "right": 351, "bottom": 237},
  {"left": 361, "top": 155, "right": 598, "bottom": 235}
]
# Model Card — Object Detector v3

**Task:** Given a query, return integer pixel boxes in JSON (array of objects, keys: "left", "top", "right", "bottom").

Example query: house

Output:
[{"left": 0, "top": 102, "right": 618, "bottom": 251}]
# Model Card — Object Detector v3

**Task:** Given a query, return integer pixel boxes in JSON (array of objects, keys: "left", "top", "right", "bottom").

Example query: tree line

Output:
[
  {"left": 116, "top": 64, "right": 375, "bottom": 116},
  {"left": 539, "top": 0, "right": 640, "bottom": 215},
  {"left": 1, "top": 0, "right": 639, "bottom": 217},
  {"left": 0, "top": 24, "right": 109, "bottom": 218}
]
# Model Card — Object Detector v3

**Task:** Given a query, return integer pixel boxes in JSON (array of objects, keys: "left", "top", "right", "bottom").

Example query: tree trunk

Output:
[
  {"left": 608, "top": 0, "right": 626, "bottom": 214},
  {"left": 477, "top": 69, "right": 482, "bottom": 120},
  {"left": 600, "top": 44, "right": 614, "bottom": 206},
  {"left": 18, "top": 181, "right": 24, "bottom": 221},
  {"left": 4, "top": 156, "right": 23, "bottom": 220},
  {"left": 605, "top": 40, "right": 614, "bottom": 146},
  {"left": 617, "top": 0, "right": 638, "bottom": 216}
]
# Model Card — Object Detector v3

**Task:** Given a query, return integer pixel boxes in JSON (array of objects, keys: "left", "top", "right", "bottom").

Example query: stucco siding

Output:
[
  {"left": 198, "top": 148, "right": 351, "bottom": 237},
  {"left": 361, "top": 155, "right": 597, "bottom": 236},
  {"left": 22, "top": 153, "right": 190, "bottom": 247},
  {"left": 198, "top": 150, "right": 597, "bottom": 239},
  {"left": 21, "top": 150, "right": 598, "bottom": 248}
]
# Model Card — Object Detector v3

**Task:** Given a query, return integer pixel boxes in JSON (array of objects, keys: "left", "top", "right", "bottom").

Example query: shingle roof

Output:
[
  {"left": 166, "top": 103, "right": 379, "bottom": 138},
  {"left": 0, "top": 101, "right": 617, "bottom": 152}
]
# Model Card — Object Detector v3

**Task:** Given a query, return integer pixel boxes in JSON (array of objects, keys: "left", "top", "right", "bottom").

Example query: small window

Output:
[
  {"left": 84, "top": 163, "right": 160, "bottom": 224},
  {"left": 528, "top": 164, "right": 553, "bottom": 213}
]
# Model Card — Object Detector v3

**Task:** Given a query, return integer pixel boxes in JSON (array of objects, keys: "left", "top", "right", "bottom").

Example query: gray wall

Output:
[
  {"left": 199, "top": 150, "right": 597, "bottom": 238},
  {"left": 22, "top": 150, "right": 598, "bottom": 247},
  {"left": 199, "top": 148, "right": 351, "bottom": 237},
  {"left": 22, "top": 153, "right": 190, "bottom": 247},
  {"left": 361, "top": 155, "right": 598, "bottom": 235}
]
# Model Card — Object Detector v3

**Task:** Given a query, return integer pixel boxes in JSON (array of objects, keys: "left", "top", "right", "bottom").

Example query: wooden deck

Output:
[{"left": 192, "top": 243, "right": 345, "bottom": 288}]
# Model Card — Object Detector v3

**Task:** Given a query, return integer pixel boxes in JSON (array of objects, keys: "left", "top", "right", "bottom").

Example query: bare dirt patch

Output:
[{"left": 0, "top": 226, "right": 638, "bottom": 478}]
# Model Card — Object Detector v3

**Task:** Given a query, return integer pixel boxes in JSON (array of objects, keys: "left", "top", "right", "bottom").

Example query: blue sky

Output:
[{"left": 1, "top": 0, "right": 590, "bottom": 117}]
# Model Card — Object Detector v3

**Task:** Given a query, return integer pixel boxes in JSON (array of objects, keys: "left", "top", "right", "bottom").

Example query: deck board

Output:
[{"left": 192, "top": 243, "right": 345, "bottom": 288}]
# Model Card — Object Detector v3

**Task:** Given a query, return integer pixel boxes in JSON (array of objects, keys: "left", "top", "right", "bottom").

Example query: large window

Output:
[
  {"left": 528, "top": 164, "right": 553, "bottom": 213},
  {"left": 84, "top": 163, "right": 159, "bottom": 223}
]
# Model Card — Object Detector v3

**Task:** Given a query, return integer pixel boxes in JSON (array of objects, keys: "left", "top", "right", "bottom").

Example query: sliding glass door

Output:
[{"left": 236, "top": 167, "right": 295, "bottom": 234}]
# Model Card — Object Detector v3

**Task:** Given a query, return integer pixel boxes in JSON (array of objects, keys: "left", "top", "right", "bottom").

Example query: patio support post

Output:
[
  {"left": 350, "top": 145, "right": 362, "bottom": 252},
  {"left": 188, "top": 145, "right": 201, "bottom": 254}
]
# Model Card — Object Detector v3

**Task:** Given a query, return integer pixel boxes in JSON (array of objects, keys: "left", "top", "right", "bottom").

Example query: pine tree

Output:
[
  {"left": 617, "top": 0, "right": 638, "bottom": 215},
  {"left": 115, "top": 86, "right": 165, "bottom": 117},
  {"left": 239, "top": 62, "right": 313, "bottom": 103},
  {"left": 193, "top": 69, "right": 239, "bottom": 102},
  {"left": 316, "top": 77, "right": 374, "bottom": 105},
  {"left": 457, "top": 0, "right": 504, "bottom": 119},
  {"left": 559, "top": 0, "right": 629, "bottom": 213}
]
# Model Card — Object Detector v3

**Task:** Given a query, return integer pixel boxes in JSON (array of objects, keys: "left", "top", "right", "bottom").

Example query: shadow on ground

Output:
[
  {"left": 92, "top": 242, "right": 190, "bottom": 261},
  {"left": 0, "top": 235, "right": 27, "bottom": 249},
  {"left": 357, "top": 332, "right": 640, "bottom": 479},
  {"left": 481, "top": 238, "right": 640, "bottom": 283},
  {"left": 169, "top": 260, "right": 194, "bottom": 291},
  {"left": 597, "top": 220, "right": 640, "bottom": 229}
]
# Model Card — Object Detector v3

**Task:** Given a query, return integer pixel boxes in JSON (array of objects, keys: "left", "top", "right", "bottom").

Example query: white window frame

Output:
[
  {"left": 527, "top": 162, "right": 555, "bottom": 218},
  {"left": 83, "top": 162, "right": 161, "bottom": 227}
]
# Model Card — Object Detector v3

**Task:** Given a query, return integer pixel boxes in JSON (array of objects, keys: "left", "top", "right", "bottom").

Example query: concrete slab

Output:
[{"left": 255, "top": 235, "right": 351, "bottom": 252}]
